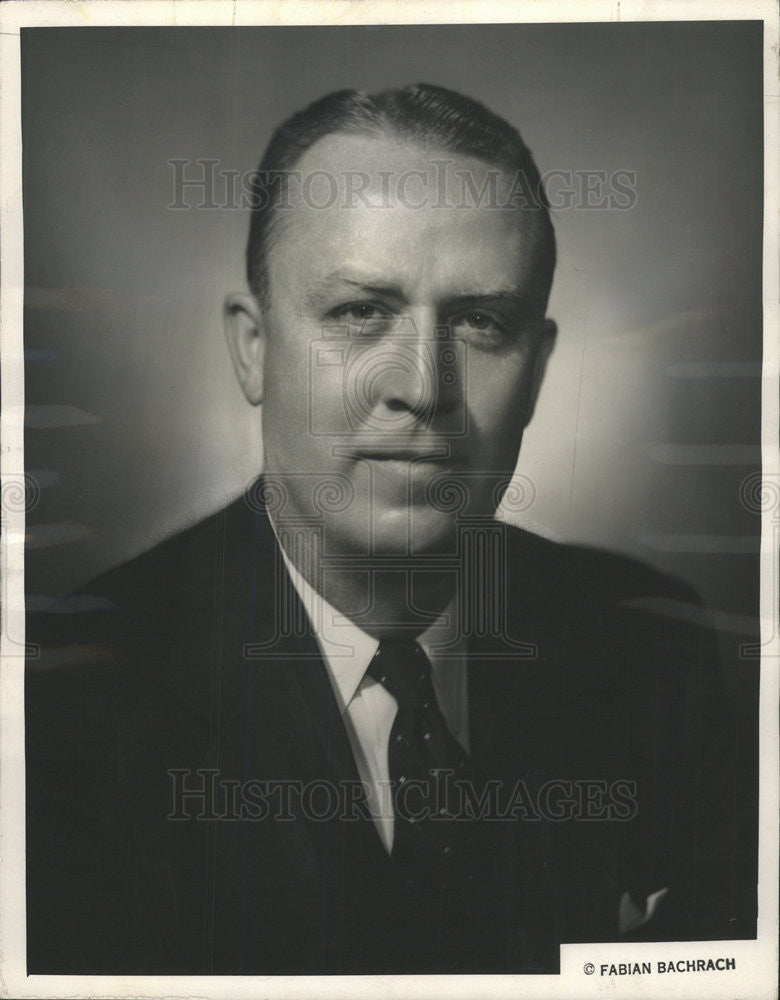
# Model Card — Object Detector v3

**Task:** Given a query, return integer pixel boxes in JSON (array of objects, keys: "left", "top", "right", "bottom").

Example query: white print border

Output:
[{"left": 1, "top": 5, "right": 777, "bottom": 1000}]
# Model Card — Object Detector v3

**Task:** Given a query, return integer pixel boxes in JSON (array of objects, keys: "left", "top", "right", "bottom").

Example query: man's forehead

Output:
[
  {"left": 271, "top": 207, "right": 534, "bottom": 307},
  {"left": 288, "top": 131, "right": 518, "bottom": 208},
  {"left": 265, "top": 131, "right": 541, "bottom": 298}
]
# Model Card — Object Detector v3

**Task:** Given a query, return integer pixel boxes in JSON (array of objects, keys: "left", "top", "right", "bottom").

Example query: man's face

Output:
[{"left": 231, "top": 133, "right": 554, "bottom": 558}]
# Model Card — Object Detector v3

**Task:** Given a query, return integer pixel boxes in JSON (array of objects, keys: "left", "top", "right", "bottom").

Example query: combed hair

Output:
[{"left": 246, "top": 83, "right": 556, "bottom": 308}]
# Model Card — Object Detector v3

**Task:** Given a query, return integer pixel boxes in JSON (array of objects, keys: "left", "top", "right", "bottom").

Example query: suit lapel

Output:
[{"left": 157, "top": 499, "right": 360, "bottom": 783}]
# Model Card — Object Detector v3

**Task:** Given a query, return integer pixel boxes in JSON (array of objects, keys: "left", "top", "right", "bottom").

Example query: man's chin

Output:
[
  {"left": 311, "top": 503, "right": 455, "bottom": 558},
  {"left": 368, "top": 506, "right": 460, "bottom": 557}
]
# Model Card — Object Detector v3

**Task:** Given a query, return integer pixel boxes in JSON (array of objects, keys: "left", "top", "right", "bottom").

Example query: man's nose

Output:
[{"left": 368, "top": 311, "right": 440, "bottom": 422}]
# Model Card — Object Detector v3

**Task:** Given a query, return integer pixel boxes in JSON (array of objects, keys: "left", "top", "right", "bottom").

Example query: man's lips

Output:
[
  {"left": 356, "top": 450, "right": 451, "bottom": 462},
  {"left": 350, "top": 441, "right": 456, "bottom": 463}
]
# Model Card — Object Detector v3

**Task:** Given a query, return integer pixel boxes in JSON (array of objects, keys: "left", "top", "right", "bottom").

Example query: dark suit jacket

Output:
[{"left": 25, "top": 493, "right": 757, "bottom": 974}]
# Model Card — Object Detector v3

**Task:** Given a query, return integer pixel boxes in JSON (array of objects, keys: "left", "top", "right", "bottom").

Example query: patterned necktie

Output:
[{"left": 366, "top": 639, "right": 475, "bottom": 882}]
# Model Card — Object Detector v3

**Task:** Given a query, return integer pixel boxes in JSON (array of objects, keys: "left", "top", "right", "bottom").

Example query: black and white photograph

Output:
[{"left": 1, "top": 3, "right": 777, "bottom": 998}]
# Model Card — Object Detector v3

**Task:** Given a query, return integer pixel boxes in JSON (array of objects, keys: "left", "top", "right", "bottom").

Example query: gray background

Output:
[{"left": 23, "top": 24, "right": 763, "bottom": 672}]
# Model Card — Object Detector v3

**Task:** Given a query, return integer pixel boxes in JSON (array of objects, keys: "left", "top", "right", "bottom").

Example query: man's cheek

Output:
[{"left": 464, "top": 407, "right": 526, "bottom": 472}]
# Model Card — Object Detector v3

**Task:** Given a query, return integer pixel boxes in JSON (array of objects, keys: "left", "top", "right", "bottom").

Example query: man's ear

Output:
[
  {"left": 224, "top": 293, "right": 266, "bottom": 405},
  {"left": 524, "top": 317, "right": 557, "bottom": 426}
]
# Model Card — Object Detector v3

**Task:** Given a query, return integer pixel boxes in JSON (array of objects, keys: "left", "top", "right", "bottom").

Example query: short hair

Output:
[{"left": 246, "top": 83, "right": 556, "bottom": 310}]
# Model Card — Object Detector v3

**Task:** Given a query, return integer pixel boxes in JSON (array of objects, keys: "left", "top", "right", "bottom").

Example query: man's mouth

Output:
[{"left": 352, "top": 441, "right": 455, "bottom": 464}]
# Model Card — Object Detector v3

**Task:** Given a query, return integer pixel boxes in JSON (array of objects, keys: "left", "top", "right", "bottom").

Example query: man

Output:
[{"left": 26, "top": 84, "right": 755, "bottom": 975}]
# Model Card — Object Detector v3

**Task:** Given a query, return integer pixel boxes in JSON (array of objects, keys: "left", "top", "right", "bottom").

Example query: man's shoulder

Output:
[
  {"left": 25, "top": 495, "right": 263, "bottom": 779},
  {"left": 84, "top": 493, "right": 262, "bottom": 604},
  {"left": 500, "top": 523, "right": 715, "bottom": 690},
  {"left": 503, "top": 522, "right": 697, "bottom": 609},
  {"left": 30, "top": 494, "right": 259, "bottom": 634}
]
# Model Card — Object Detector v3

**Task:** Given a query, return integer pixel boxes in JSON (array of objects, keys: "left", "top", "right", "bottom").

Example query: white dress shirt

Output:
[{"left": 279, "top": 546, "right": 468, "bottom": 854}]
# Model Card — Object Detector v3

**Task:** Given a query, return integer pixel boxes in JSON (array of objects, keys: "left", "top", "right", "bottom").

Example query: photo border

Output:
[{"left": 2, "top": 2, "right": 777, "bottom": 999}]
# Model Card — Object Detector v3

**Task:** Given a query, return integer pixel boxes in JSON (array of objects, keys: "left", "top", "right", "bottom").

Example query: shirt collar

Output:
[{"left": 278, "top": 543, "right": 459, "bottom": 714}]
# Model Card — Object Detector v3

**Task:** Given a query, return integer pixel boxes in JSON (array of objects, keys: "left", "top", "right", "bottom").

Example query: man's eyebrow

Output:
[
  {"left": 443, "top": 290, "right": 529, "bottom": 310},
  {"left": 309, "top": 273, "right": 531, "bottom": 310},
  {"left": 312, "top": 271, "right": 407, "bottom": 300}
]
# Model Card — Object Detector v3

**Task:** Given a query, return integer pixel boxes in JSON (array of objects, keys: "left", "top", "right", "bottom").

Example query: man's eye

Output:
[
  {"left": 451, "top": 310, "right": 506, "bottom": 343},
  {"left": 332, "top": 303, "right": 390, "bottom": 325}
]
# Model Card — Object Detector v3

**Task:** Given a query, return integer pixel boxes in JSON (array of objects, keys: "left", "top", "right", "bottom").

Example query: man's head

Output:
[
  {"left": 226, "top": 83, "right": 557, "bottom": 560},
  {"left": 244, "top": 84, "right": 555, "bottom": 311}
]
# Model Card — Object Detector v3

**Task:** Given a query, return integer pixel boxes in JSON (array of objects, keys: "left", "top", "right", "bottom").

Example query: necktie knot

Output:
[{"left": 366, "top": 641, "right": 435, "bottom": 710}]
